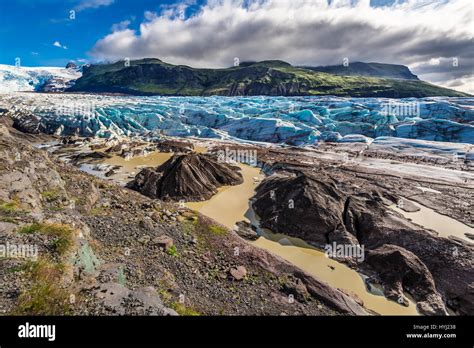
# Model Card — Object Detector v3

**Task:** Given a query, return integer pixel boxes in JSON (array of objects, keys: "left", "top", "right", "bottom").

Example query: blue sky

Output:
[
  {"left": 0, "top": 0, "right": 471, "bottom": 93},
  {"left": 0, "top": 0, "right": 202, "bottom": 67}
]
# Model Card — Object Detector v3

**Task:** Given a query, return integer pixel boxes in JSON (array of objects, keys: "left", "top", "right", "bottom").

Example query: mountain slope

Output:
[
  {"left": 303, "top": 62, "right": 419, "bottom": 80},
  {"left": 69, "top": 58, "right": 468, "bottom": 97}
]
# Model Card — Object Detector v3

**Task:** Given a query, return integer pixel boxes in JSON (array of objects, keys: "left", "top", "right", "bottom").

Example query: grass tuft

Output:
[
  {"left": 208, "top": 224, "right": 227, "bottom": 236},
  {"left": 12, "top": 258, "right": 71, "bottom": 315},
  {"left": 0, "top": 200, "right": 22, "bottom": 214},
  {"left": 170, "top": 302, "right": 200, "bottom": 316},
  {"left": 18, "top": 223, "right": 74, "bottom": 255},
  {"left": 166, "top": 245, "right": 179, "bottom": 257},
  {"left": 41, "top": 190, "right": 61, "bottom": 202}
]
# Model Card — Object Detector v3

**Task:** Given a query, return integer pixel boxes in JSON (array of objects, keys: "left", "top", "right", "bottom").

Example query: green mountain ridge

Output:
[
  {"left": 302, "top": 61, "right": 420, "bottom": 80},
  {"left": 69, "top": 58, "right": 469, "bottom": 97}
]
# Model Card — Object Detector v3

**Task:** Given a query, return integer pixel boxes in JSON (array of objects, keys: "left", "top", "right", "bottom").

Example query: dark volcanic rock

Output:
[
  {"left": 252, "top": 172, "right": 371, "bottom": 246},
  {"left": 127, "top": 153, "right": 243, "bottom": 201},
  {"left": 69, "top": 151, "right": 112, "bottom": 165},
  {"left": 365, "top": 244, "right": 447, "bottom": 315},
  {"left": 234, "top": 221, "right": 259, "bottom": 241},
  {"left": 156, "top": 139, "right": 194, "bottom": 153},
  {"left": 12, "top": 112, "right": 44, "bottom": 134}
]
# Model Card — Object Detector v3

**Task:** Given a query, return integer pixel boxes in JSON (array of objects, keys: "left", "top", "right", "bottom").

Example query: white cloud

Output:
[
  {"left": 428, "top": 58, "right": 441, "bottom": 66},
  {"left": 90, "top": 0, "right": 474, "bottom": 93},
  {"left": 75, "top": 0, "right": 114, "bottom": 12},
  {"left": 53, "top": 41, "right": 68, "bottom": 50},
  {"left": 443, "top": 76, "right": 474, "bottom": 95},
  {"left": 111, "top": 20, "right": 131, "bottom": 32}
]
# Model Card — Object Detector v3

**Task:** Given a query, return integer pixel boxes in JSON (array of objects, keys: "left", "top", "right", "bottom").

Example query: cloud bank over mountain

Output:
[{"left": 89, "top": 0, "right": 474, "bottom": 93}]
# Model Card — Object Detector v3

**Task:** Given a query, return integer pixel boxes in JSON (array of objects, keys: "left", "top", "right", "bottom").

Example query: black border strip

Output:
[{"left": 0, "top": 315, "right": 471, "bottom": 346}]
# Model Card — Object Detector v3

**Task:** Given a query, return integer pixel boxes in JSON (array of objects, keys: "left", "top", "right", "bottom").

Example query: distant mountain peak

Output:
[{"left": 66, "top": 62, "right": 77, "bottom": 70}]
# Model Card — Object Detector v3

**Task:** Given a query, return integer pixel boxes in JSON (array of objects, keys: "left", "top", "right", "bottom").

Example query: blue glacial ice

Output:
[{"left": 5, "top": 94, "right": 474, "bottom": 145}]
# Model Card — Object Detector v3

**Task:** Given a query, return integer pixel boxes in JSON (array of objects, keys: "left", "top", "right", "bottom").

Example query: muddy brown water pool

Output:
[
  {"left": 390, "top": 199, "right": 474, "bottom": 244},
  {"left": 88, "top": 146, "right": 207, "bottom": 184},
  {"left": 102, "top": 151, "right": 174, "bottom": 183},
  {"left": 185, "top": 163, "right": 263, "bottom": 229}
]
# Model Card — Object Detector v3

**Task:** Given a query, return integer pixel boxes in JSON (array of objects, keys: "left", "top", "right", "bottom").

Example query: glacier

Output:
[
  {"left": 0, "top": 65, "right": 81, "bottom": 92},
  {"left": 0, "top": 93, "right": 473, "bottom": 146}
]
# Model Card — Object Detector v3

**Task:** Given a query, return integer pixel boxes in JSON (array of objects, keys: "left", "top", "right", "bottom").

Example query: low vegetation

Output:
[
  {"left": 0, "top": 200, "right": 22, "bottom": 223},
  {"left": 11, "top": 258, "right": 71, "bottom": 315},
  {"left": 166, "top": 245, "right": 179, "bottom": 257},
  {"left": 208, "top": 224, "right": 228, "bottom": 236},
  {"left": 170, "top": 302, "right": 200, "bottom": 316},
  {"left": 18, "top": 223, "right": 74, "bottom": 256},
  {"left": 0, "top": 200, "right": 21, "bottom": 213},
  {"left": 40, "top": 189, "right": 61, "bottom": 202}
]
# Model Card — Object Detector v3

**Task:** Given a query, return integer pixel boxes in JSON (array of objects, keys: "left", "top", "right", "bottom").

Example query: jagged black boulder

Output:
[
  {"left": 127, "top": 153, "right": 243, "bottom": 201},
  {"left": 251, "top": 172, "right": 379, "bottom": 245},
  {"left": 365, "top": 244, "right": 447, "bottom": 315}
]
